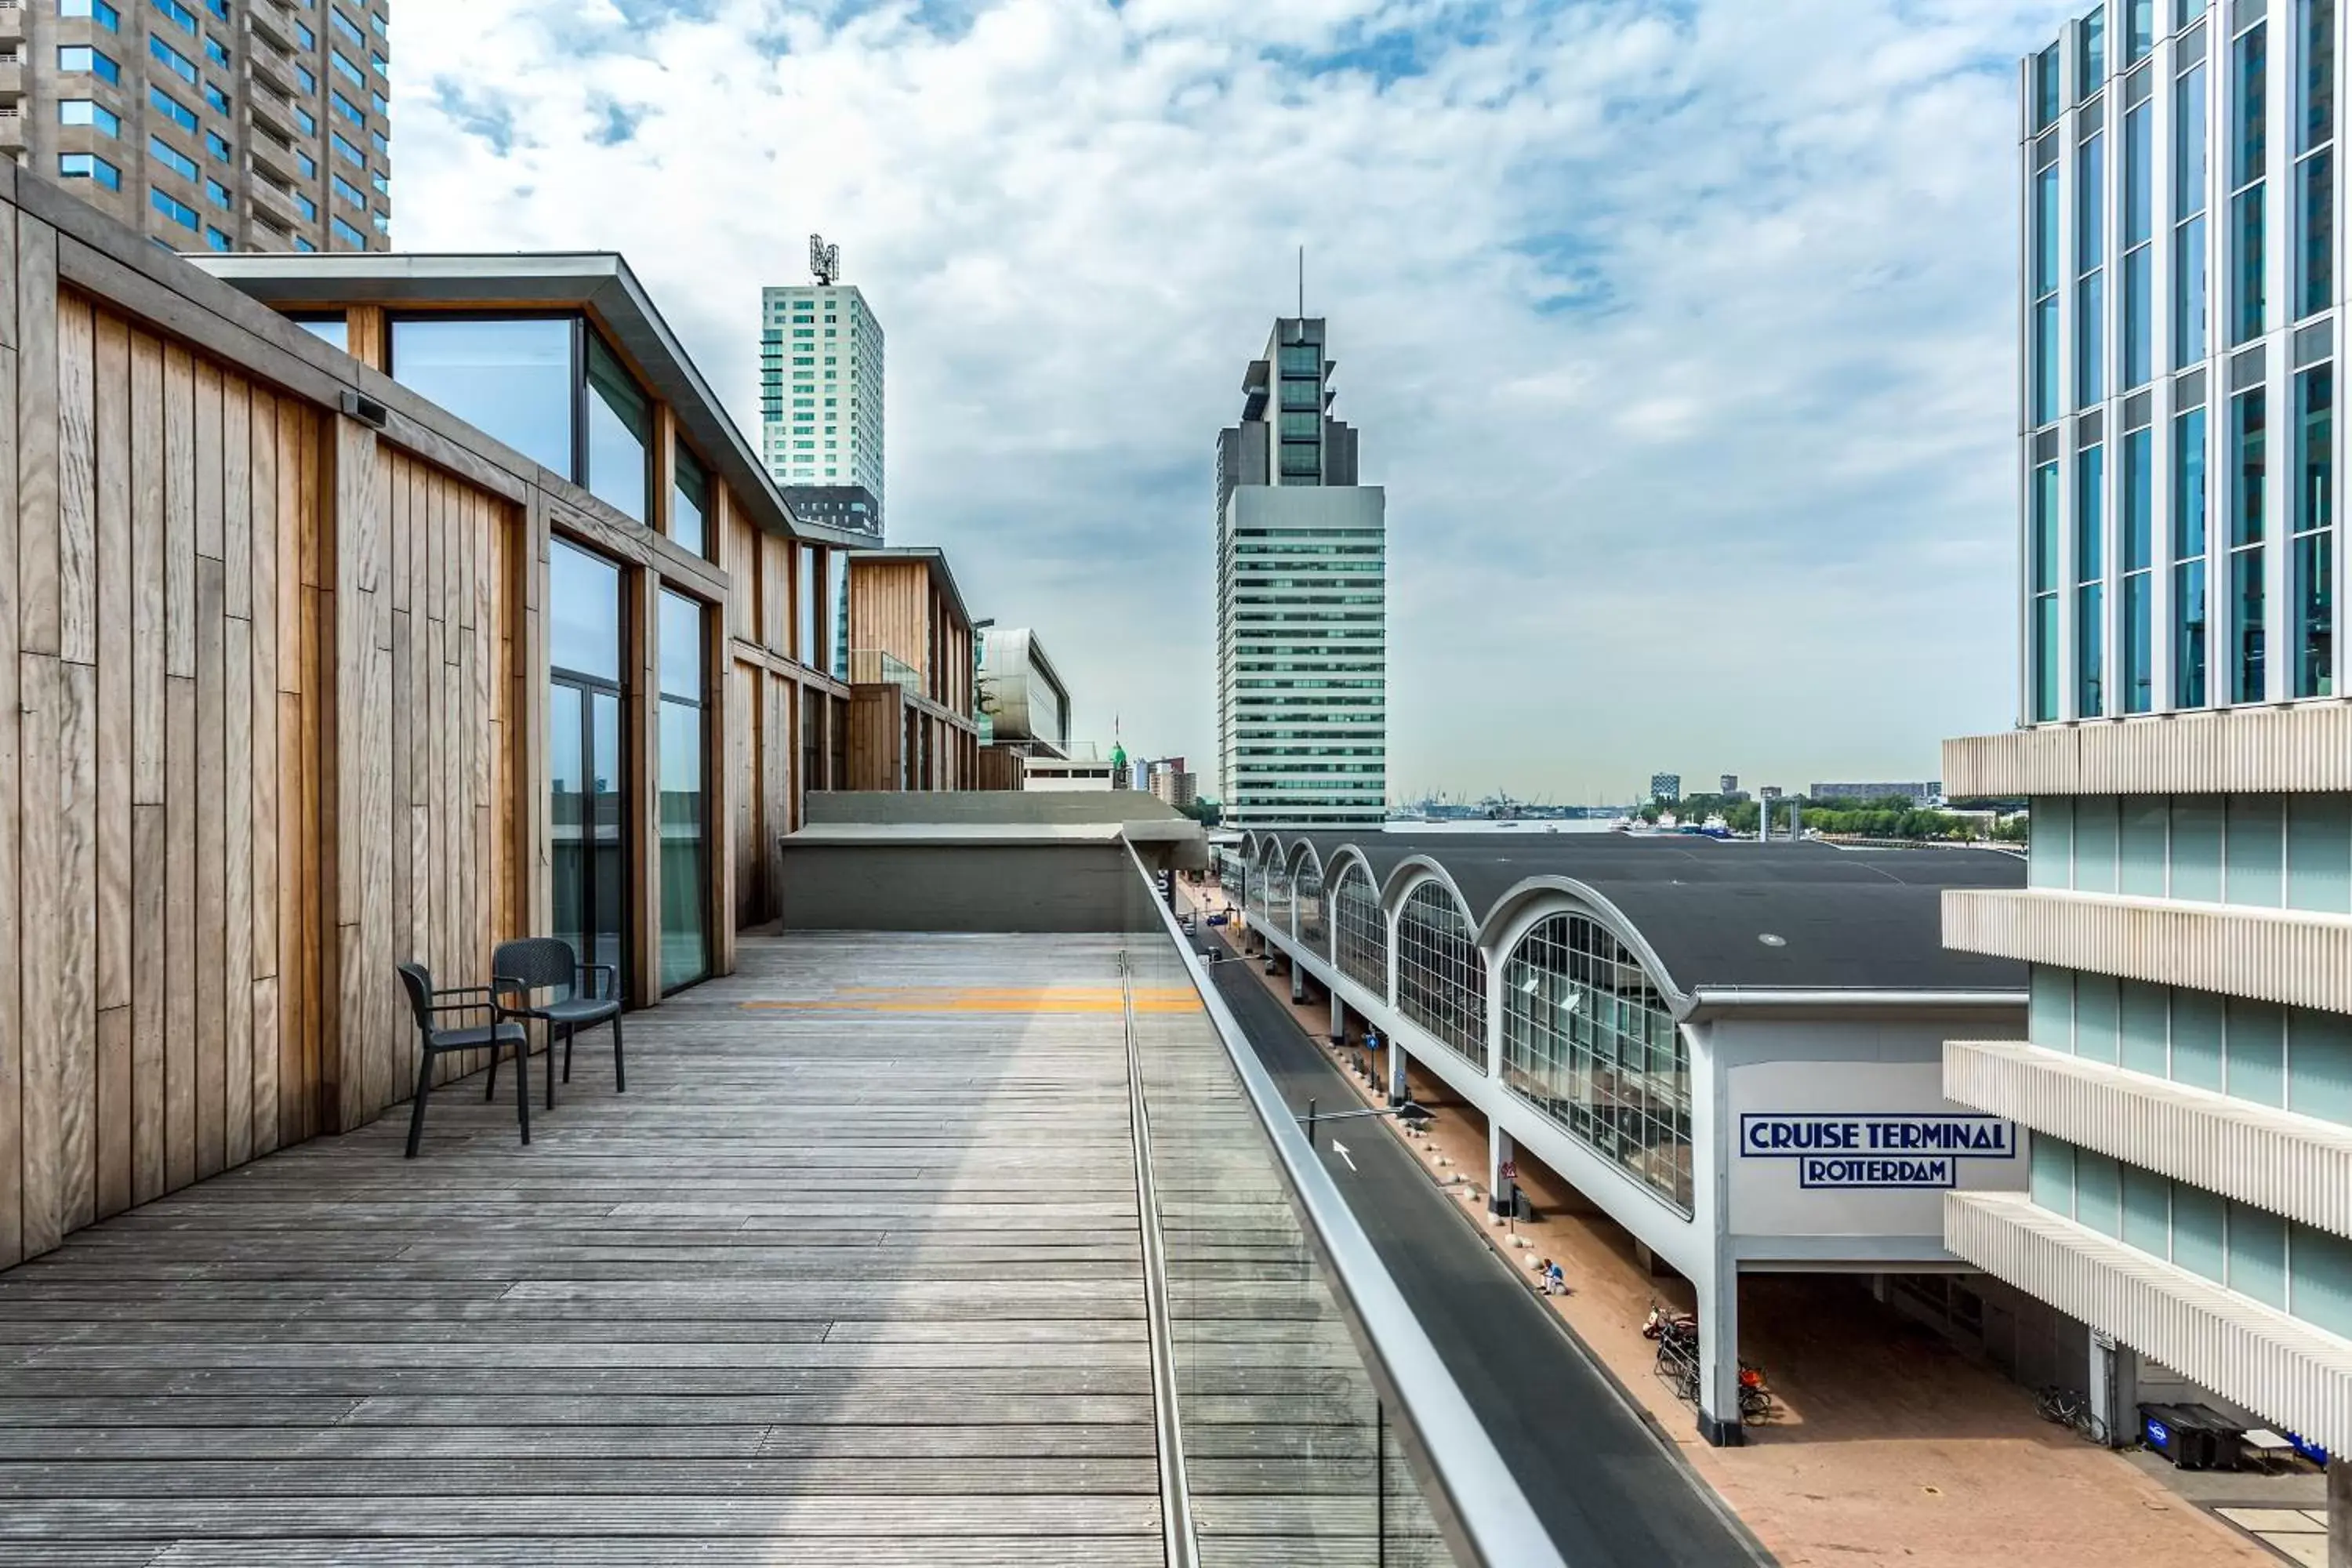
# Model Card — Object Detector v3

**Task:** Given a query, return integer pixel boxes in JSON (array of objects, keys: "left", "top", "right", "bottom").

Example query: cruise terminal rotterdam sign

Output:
[
  {"left": 1726, "top": 1062, "right": 2029, "bottom": 1240},
  {"left": 1738, "top": 1112, "right": 2017, "bottom": 1190}
]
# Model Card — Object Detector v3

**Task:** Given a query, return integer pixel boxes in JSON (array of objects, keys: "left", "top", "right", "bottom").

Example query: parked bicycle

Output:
[
  {"left": 1645, "top": 1303, "right": 1774, "bottom": 1422},
  {"left": 2035, "top": 1385, "right": 2110, "bottom": 1444}
]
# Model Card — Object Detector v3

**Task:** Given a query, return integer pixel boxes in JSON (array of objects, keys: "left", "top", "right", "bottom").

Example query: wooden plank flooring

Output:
[
  {"left": 0, "top": 931, "right": 1168, "bottom": 1565},
  {"left": 0, "top": 929, "right": 1461, "bottom": 1566}
]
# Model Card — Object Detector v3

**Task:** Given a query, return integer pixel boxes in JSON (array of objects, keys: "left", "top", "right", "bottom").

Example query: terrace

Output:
[{"left": 0, "top": 880, "right": 1554, "bottom": 1565}]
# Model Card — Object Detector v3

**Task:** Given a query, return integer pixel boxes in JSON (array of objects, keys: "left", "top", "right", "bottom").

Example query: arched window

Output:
[
  {"left": 1294, "top": 849, "right": 1325, "bottom": 949},
  {"left": 1396, "top": 880, "right": 1486, "bottom": 1061},
  {"left": 1333, "top": 861, "right": 1387, "bottom": 996},
  {"left": 1265, "top": 848, "right": 1293, "bottom": 934},
  {"left": 1501, "top": 913, "right": 1691, "bottom": 1215}
]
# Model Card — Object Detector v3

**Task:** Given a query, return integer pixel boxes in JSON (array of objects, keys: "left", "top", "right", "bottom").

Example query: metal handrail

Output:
[{"left": 1121, "top": 848, "right": 1569, "bottom": 1568}]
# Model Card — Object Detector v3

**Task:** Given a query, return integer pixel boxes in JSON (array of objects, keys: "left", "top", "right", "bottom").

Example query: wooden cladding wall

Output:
[{"left": 0, "top": 267, "right": 521, "bottom": 1269}]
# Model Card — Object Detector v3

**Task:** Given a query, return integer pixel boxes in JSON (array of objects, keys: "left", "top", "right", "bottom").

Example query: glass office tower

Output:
[{"left": 1944, "top": 0, "right": 2352, "bottom": 1496}]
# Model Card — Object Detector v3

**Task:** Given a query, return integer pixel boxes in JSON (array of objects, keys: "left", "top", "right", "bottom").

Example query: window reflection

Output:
[
  {"left": 586, "top": 332, "right": 650, "bottom": 523},
  {"left": 1503, "top": 913, "right": 1693, "bottom": 1216},
  {"left": 389, "top": 315, "right": 572, "bottom": 475},
  {"left": 658, "top": 590, "right": 707, "bottom": 991},
  {"left": 672, "top": 445, "right": 709, "bottom": 558},
  {"left": 549, "top": 538, "right": 622, "bottom": 684}
]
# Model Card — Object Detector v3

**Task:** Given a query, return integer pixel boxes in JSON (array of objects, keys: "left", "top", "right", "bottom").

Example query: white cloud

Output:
[{"left": 391, "top": 0, "right": 2068, "bottom": 802}]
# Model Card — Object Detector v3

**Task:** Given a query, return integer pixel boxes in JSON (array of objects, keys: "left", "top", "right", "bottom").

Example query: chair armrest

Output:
[
  {"left": 488, "top": 975, "right": 553, "bottom": 1021},
  {"left": 579, "top": 963, "right": 619, "bottom": 1000}
]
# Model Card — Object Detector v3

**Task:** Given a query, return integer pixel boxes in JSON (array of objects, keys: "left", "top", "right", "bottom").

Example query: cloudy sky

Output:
[{"left": 395, "top": 0, "right": 2067, "bottom": 804}]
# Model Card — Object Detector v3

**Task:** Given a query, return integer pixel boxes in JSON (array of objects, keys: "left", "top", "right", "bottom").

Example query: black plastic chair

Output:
[
  {"left": 395, "top": 963, "right": 530, "bottom": 1158},
  {"left": 491, "top": 937, "right": 623, "bottom": 1110}
]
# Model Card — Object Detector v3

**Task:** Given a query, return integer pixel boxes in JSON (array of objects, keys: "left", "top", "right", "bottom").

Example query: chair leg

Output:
[
  {"left": 563, "top": 1022, "right": 575, "bottom": 1085},
  {"left": 612, "top": 1011, "right": 625, "bottom": 1094},
  {"left": 405, "top": 1048, "right": 435, "bottom": 1159},
  {"left": 514, "top": 1034, "right": 531, "bottom": 1145},
  {"left": 485, "top": 1039, "right": 499, "bottom": 1101}
]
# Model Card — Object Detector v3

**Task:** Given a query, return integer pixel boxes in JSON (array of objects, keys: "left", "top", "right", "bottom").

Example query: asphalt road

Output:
[{"left": 1197, "top": 931, "right": 1768, "bottom": 1568}]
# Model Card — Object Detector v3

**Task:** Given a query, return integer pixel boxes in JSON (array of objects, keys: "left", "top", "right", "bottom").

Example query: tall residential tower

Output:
[
  {"left": 14, "top": 0, "right": 392, "bottom": 253},
  {"left": 760, "top": 238, "right": 884, "bottom": 537},
  {"left": 1940, "top": 0, "right": 2352, "bottom": 1506},
  {"left": 1214, "top": 318, "right": 1386, "bottom": 829}
]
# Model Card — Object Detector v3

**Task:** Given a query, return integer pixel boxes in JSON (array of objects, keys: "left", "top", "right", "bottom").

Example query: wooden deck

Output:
[
  {"left": 0, "top": 933, "right": 1176, "bottom": 1564},
  {"left": 0, "top": 929, "right": 1446, "bottom": 1566}
]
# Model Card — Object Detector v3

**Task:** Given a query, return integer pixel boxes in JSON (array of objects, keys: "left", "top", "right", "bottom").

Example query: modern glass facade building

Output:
[
  {"left": 1214, "top": 318, "right": 1388, "bottom": 829},
  {"left": 759, "top": 282, "right": 884, "bottom": 532},
  {"left": 1942, "top": 0, "right": 2352, "bottom": 1483},
  {"left": 13, "top": 0, "right": 393, "bottom": 254}
]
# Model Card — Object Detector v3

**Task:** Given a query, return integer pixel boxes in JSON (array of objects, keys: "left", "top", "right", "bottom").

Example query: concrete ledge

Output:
[
  {"left": 1944, "top": 887, "right": 2352, "bottom": 1013},
  {"left": 1945, "top": 1190, "right": 2352, "bottom": 1454},
  {"left": 1947, "top": 1040, "right": 2352, "bottom": 1237},
  {"left": 1944, "top": 704, "right": 2352, "bottom": 797}
]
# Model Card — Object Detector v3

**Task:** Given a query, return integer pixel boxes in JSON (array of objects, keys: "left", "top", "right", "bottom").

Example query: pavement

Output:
[
  {"left": 1190, "top": 912, "right": 1766, "bottom": 1568},
  {"left": 1183, "top": 885, "right": 2286, "bottom": 1568}
]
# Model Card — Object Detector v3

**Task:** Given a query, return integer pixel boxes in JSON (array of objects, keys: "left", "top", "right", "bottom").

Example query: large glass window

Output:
[
  {"left": 2230, "top": 387, "right": 2267, "bottom": 702},
  {"left": 2299, "top": 0, "right": 2336, "bottom": 318},
  {"left": 2079, "top": 132, "right": 2107, "bottom": 408},
  {"left": 2176, "top": 59, "right": 2210, "bottom": 366},
  {"left": 548, "top": 539, "right": 627, "bottom": 982},
  {"left": 795, "top": 544, "right": 825, "bottom": 670},
  {"left": 586, "top": 332, "right": 650, "bottom": 524},
  {"left": 1396, "top": 882, "right": 1485, "bottom": 1062},
  {"left": 2033, "top": 459, "right": 2062, "bottom": 721},
  {"left": 2175, "top": 404, "right": 2211, "bottom": 705},
  {"left": 671, "top": 444, "right": 709, "bottom": 559},
  {"left": 2230, "top": 18, "right": 2268, "bottom": 343},
  {"left": 657, "top": 590, "right": 708, "bottom": 991},
  {"left": 2034, "top": 156, "right": 2062, "bottom": 425},
  {"left": 2295, "top": 363, "right": 2335, "bottom": 695},
  {"left": 1294, "top": 851, "right": 1325, "bottom": 950},
  {"left": 1502, "top": 913, "right": 1691, "bottom": 1216},
  {"left": 2122, "top": 424, "right": 2155, "bottom": 711},
  {"left": 2124, "top": 100, "right": 2154, "bottom": 387},
  {"left": 389, "top": 316, "right": 573, "bottom": 476},
  {"left": 2126, "top": 0, "right": 2155, "bottom": 64},
  {"left": 2078, "top": 443, "right": 2107, "bottom": 716},
  {"left": 1332, "top": 861, "right": 1386, "bottom": 994}
]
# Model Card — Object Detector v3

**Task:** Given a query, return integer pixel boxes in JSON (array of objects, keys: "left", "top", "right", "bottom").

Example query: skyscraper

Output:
[
  {"left": 1939, "top": 0, "right": 2352, "bottom": 1497},
  {"left": 1214, "top": 317, "right": 1386, "bottom": 830},
  {"left": 21, "top": 0, "right": 393, "bottom": 254},
  {"left": 760, "top": 240, "right": 884, "bottom": 536}
]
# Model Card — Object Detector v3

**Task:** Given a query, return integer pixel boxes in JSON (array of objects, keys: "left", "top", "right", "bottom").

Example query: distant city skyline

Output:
[{"left": 391, "top": 1, "right": 2067, "bottom": 793}]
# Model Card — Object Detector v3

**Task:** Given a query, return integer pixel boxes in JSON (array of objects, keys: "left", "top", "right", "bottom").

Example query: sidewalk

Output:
[{"left": 1184, "top": 886, "right": 2277, "bottom": 1568}]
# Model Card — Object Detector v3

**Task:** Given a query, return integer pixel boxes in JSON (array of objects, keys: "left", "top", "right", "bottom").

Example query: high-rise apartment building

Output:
[
  {"left": 1650, "top": 772, "right": 1681, "bottom": 803},
  {"left": 1214, "top": 317, "right": 1386, "bottom": 830},
  {"left": 759, "top": 258, "right": 884, "bottom": 535},
  {"left": 1940, "top": 0, "right": 2352, "bottom": 1498},
  {"left": 10, "top": 0, "right": 393, "bottom": 255}
]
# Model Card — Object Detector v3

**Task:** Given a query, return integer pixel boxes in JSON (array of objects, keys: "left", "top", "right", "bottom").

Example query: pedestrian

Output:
[{"left": 1547, "top": 1261, "right": 1566, "bottom": 1296}]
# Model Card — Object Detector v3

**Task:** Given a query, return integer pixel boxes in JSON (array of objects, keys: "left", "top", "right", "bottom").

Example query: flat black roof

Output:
[{"left": 1247, "top": 830, "right": 2026, "bottom": 1007}]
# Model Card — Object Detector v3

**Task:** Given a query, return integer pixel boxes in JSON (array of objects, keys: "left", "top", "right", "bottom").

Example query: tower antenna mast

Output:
[
  {"left": 809, "top": 234, "right": 841, "bottom": 286},
  {"left": 1298, "top": 244, "right": 1305, "bottom": 318}
]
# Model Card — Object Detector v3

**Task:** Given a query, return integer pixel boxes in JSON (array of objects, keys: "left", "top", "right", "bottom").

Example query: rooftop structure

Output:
[{"left": 977, "top": 625, "right": 1072, "bottom": 758}]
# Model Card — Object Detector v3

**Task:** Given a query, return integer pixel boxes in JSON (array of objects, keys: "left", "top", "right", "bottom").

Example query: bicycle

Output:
[{"left": 2035, "top": 1385, "right": 2110, "bottom": 1444}]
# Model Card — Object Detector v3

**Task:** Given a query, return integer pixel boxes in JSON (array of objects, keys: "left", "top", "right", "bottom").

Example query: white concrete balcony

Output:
[
  {"left": 1945, "top": 702, "right": 2352, "bottom": 797},
  {"left": 1947, "top": 1039, "right": 2352, "bottom": 1236},
  {"left": 1944, "top": 886, "right": 2352, "bottom": 1013},
  {"left": 1946, "top": 1190, "right": 2352, "bottom": 1454}
]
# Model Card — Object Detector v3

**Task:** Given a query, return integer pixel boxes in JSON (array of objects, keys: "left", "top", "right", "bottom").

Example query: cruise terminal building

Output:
[{"left": 1228, "top": 829, "right": 2031, "bottom": 1444}]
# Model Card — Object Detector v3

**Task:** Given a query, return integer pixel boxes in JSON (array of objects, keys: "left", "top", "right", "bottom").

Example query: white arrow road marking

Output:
[{"left": 1331, "top": 1141, "right": 1356, "bottom": 1172}]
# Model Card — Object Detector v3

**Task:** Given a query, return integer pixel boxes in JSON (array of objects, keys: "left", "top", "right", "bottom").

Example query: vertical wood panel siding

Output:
[{"left": 0, "top": 283, "right": 523, "bottom": 1270}]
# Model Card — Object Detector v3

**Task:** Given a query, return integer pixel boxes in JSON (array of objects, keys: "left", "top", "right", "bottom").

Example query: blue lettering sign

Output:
[
  {"left": 1741, "top": 1112, "right": 2016, "bottom": 1171},
  {"left": 1799, "top": 1155, "right": 1956, "bottom": 1189}
]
